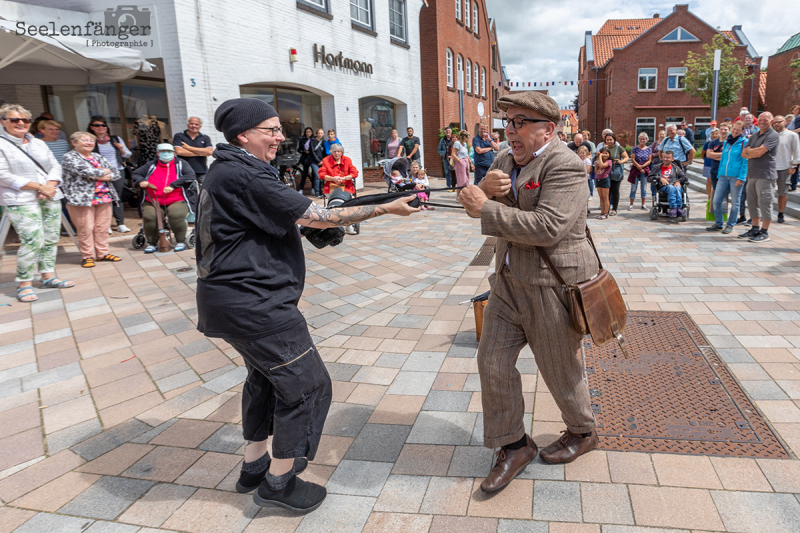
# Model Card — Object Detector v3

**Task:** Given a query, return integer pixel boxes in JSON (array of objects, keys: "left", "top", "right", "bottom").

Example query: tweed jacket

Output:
[
  {"left": 60, "top": 150, "right": 121, "bottom": 207},
  {"left": 480, "top": 139, "right": 599, "bottom": 287}
]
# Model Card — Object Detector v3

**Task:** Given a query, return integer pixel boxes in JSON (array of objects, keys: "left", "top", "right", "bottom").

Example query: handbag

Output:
[
  {"left": 538, "top": 227, "right": 629, "bottom": 357},
  {"left": 609, "top": 162, "right": 624, "bottom": 181}
]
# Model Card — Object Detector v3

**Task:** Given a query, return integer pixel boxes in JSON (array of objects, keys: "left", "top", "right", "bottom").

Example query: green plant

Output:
[
  {"left": 623, "top": 146, "right": 634, "bottom": 155},
  {"left": 791, "top": 58, "right": 800, "bottom": 83},
  {"left": 438, "top": 127, "right": 461, "bottom": 139},
  {"left": 683, "top": 34, "right": 753, "bottom": 108},
  {"left": 617, "top": 130, "right": 634, "bottom": 147}
]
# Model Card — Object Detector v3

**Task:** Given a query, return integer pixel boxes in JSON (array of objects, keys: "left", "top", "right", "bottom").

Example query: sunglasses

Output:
[
  {"left": 90, "top": 123, "right": 108, "bottom": 128},
  {"left": 5, "top": 117, "right": 31, "bottom": 124}
]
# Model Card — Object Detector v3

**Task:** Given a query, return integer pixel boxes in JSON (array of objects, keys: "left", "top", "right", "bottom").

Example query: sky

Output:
[{"left": 487, "top": 0, "right": 796, "bottom": 109}]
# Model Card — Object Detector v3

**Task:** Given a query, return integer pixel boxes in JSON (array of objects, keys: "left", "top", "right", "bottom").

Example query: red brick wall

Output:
[
  {"left": 765, "top": 48, "right": 800, "bottom": 114},
  {"left": 420, "top": 0, "right": 494, "bottom": 177},
  {"left": 362, "top": 167, "right": 385, "bottom": 183},
  {"left": 580, "top": 7, "right": 759, "bottom": 145}
]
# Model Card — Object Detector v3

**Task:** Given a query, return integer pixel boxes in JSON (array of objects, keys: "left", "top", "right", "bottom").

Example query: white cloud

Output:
[{"left": 488, "top": 0, "right": 794, "bottom": 108}]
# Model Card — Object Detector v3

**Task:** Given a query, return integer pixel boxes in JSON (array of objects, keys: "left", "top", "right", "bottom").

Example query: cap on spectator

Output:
[
  {"left": 156, "top": 143, "right": 174, "bottom": 152},
  {"left": 496, "top": 91, "right": 560, "bottom": 124},
  {"left": 214, "top": 98, "right": 279, "bottom": 141}
]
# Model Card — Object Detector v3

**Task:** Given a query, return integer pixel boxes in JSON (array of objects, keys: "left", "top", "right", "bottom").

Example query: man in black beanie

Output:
[{"left": 195, "top": 98, "right": 419, "bottom": 513}]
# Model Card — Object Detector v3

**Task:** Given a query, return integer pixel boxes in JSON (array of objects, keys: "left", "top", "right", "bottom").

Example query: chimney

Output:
[{"left": 653, "top": 13, "right": 659, "bottom": 18}]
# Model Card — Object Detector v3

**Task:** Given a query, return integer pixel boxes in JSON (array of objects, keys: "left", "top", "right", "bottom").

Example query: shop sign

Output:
[{"left": 313, "top": 44, "right": 373, "bottom": 75}]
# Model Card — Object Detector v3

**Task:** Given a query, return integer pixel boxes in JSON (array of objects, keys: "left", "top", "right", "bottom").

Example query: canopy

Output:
[{"left": 0, "top": 17, "right": 153, "bottom": 85}]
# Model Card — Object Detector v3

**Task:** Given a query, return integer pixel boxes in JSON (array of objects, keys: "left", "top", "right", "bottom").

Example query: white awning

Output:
[{"left": 0, "top": 17, "right": 153, "bottom": 85}]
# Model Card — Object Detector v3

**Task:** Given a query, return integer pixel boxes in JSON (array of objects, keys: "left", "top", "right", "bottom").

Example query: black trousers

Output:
[
  {"left": 609, "top": 179, "right": 622, "bottom": 211},
  {"left": 111, "top": 177, "right": 125, "bottom": 225},
  {"left": 225, "top": 321, "right": 332, "bottom": 461}
]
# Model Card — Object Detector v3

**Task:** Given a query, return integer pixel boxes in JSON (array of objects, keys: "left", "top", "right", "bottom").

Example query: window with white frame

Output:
[
  {"left": 658, "top": 26, "right": 699, "bottom": 43},
  {"left": 636, "top": 117, "right": 656, "bottom": 141},
  {"left": 473, "top": 2, "right": 478, "bottom": 33},
  {"left": 457, "top": 54, "right": 463, "bottom": 90},
  {"left": 350, "top": 0, "right": 371, "bottom": 26},
  {"left": 301, "top": 0, "right": 327, "bottom": 9},
  {"left": 694, "top": 117, "right": 712, "bottom": 142},
  {"left": 668, "top": 67, "right": 686, "bottom": 90},
  {"left": 638, "top": 68, "right": 657, "bottom": 91},
  {"left": 455, "top": 0, "right": 461, "bottom": 21},
  {"left": 481, "top": 67, "right": 486, "bottom": 97},
  {"left": 466, "top": 59, "right": 472, "bottom": 92},
  {"left": 474, "top": 63, "right": 479, "bottom": 96},
  {"left": 446, "top": 49, "right": 453, "bottom": 87},
  {"left": 389, "top": 0, "right": 405, "bottom": 40},
  {"left": 464, "top": 0, "right": 470, "bottom": 28}
]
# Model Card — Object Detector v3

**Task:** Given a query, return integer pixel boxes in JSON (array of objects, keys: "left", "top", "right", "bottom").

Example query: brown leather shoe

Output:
[
  {"left": 539, "top": 429, "right": 598, "bottom": 464},
  {"left": 480, "top": 435, "right": 538, "bottom": 493}
]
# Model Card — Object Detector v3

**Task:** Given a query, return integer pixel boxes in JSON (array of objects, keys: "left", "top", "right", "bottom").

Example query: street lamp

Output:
[{"left": 711, "top": 49, "right": 721, "bottom": 122}]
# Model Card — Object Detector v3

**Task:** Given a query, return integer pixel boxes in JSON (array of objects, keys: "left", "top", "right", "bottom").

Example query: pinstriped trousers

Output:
[{"left": 478, "top": 266, "right": 596, "bottom": 448}]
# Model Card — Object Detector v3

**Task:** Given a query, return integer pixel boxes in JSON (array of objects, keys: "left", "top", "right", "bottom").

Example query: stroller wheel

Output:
[
  {"left": 132, "top": 233, "right": 146, "bottom": 249},
  {"left": 187, "top": 233, "right": 196, "bottom": 250},
  {"left": 649, "top": 207, "right": 659, "bottom": 220}
]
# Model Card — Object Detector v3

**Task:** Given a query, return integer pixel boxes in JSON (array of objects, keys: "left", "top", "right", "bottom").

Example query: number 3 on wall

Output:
[{"left": 190, "top": 78, "right": 196, "bottom": 87}]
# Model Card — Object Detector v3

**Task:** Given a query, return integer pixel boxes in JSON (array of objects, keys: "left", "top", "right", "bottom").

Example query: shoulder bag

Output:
[{"left": 537, "top": 227, "right": 629, "bottom": 357}]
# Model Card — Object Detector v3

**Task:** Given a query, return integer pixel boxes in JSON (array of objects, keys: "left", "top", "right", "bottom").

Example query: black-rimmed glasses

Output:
[
  {"left": 90, "top": 123, "right": 108, "bottom": 128},
  {"left": 502, "top": 116, "right": 551, "bottom": 130},
  {"left": 252, "top": 126, "right": 283, "bottom": 135}
]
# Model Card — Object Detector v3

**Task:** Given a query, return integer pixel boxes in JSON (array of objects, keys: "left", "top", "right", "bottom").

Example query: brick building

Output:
[
  {"left": 764, "top": 33, "right": 800, "bottom": 115},
  {"left": 578, "top": 5, "right": 761, "bottom": 148},
  {"left": 419, "top": 0, "right": 507, "bottom": 177},
  {"left": 558, "top": 109, "right": 579, "bottom": 137}
]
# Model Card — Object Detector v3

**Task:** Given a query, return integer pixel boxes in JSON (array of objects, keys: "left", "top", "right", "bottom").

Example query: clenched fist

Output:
[
  {"left": 480, "top": 169, "right": 512, "bottom": 198},
  {"left": 458, "top": 184, "right": 488, "bottom": 218}
]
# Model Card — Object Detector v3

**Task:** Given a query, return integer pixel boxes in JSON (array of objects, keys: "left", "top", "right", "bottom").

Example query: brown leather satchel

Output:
[{"left": 538, "top": 227, "right": 629, "bottom": 357}]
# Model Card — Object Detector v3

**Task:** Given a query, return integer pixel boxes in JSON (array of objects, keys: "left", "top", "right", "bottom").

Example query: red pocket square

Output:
[{"left": 525, "top": 182, "right": 540, "bottom": 190}]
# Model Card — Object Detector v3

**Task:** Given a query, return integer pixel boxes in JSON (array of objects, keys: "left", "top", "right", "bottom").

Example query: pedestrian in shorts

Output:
[{"left": 739, "top": 113, "right": 780, "bottom": 242}]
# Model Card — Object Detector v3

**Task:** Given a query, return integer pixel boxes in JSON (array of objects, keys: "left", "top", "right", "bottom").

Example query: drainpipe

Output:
[
  {"left": 594, "top": 66, "right": 598, "bottom": 139},
  {"left": 749, "top": 67, "right": 754, "bottom": 112}
]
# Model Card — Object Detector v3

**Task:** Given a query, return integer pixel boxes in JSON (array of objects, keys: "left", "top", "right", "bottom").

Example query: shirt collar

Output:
[{"left": 533, "top": 141, "right": 551, "bottom": 158}]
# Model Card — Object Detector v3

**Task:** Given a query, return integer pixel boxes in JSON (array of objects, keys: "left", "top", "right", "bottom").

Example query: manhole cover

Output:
[
  {"left": 469, "top": 237, "right": 496, "bottom": 266},
  {"left": 587, "top": 311, "right": 790, "bottom": 458}
]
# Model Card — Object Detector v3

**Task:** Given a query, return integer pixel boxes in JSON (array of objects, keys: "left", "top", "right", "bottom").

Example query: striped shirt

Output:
[{"left": 44, "top": 139, "right": 70, "bottom": 163}]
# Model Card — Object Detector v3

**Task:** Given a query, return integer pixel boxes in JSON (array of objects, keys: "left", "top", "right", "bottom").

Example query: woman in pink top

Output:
[{"left": 386, "top": 129, "right": 404, "bottom": 159}]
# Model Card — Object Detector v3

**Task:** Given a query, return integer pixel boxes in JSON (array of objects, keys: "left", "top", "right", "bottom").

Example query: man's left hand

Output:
[{"left": 458, "top": 185, "right": 488, "bottom": 217}]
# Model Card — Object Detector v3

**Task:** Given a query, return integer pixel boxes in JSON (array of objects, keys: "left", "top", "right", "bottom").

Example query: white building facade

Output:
[{"left": 2, "top": 0, "right": 426, "bottom": 187}]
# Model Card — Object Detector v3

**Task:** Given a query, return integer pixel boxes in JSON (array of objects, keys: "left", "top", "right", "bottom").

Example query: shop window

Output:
[
  {"left": 668, "top": 67, "right": 686, "bottom": 90},
  {"left": 446, "top": 49, "right": 454, "bottom": 87},
  {"left": 240, "top": 85, "right": 323, "bottom": 167},
  {"left": 350, "top": 0, "right": 371, "bottom": 28},
  {"left": 466, "top": 59, "right": 472, "bottom": 93},
  {"left": 464, "top": 0, "right": 470, "bottom": 29},
  {"left": 359, "top": 97, "right": 395, "bottom": 168},
  {"left": 473, "top": 2, "right": 478, "bottom": 34},
  {"left": 389, "top": 0, "right": 406, "bottom": 41},
  {"left": 638, "top": 68, "right": 657, "bottom": 91},
  {"left": 636, "top": 117, "right": 656, "bottom": 141}
]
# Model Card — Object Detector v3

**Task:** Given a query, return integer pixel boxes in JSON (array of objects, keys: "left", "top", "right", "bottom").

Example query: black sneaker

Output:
[
  {"left": 236, "top": 458, "right": 308, "bottom": 493},
  {"left": 254, "top": 474, "right": 327, "bottom": 512},
  {"left": 745, "top": 219, "right": 752, "bottom": 226},
  {"left": 736, "top": 216, "right": 747, "bottom": 224},
  {"left": 738, "top": 227, "right": 760, "bottom": 239},
  {"left": 749, "top": 232, "right": 770, "bottom": 243},
  {"left": 778, "top": 213, "right": 785, "bottom": 223},
  {"left": 706, "top": 224, "right": 723, "bottom": 231}
]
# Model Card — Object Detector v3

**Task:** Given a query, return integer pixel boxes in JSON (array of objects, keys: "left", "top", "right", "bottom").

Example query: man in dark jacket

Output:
[
  {"left": 195, "top": 98, "right": 419, "bottom": 513},
  {"left": 651, "top": 150, "right": 688, "bottom": 217}
]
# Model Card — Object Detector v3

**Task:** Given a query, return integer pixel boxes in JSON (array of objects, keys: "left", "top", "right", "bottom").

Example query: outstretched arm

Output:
[{"left": 296, "top": 195, "right": 419, "bottom": 228}]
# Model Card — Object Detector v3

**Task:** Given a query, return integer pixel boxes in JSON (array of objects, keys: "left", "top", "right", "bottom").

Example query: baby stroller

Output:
[
  {"left": 132, "top": 181, "right": 198, "bottom": 250},
  {"left": 648, "top": 175, "right": 690, "bottom": 222},
  {"left": 382, "top": 157, "right": 415, "bottom": 193}
]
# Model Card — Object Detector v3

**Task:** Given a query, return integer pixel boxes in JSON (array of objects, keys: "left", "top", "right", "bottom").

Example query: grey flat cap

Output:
[{"left": 497, "top": 91, "right": 560, "bottom": 124}]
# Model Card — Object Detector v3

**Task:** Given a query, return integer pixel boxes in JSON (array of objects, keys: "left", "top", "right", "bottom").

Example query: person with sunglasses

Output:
[
  {"left": 196, "top": 98, "right": 419, "bottom": 513},
  {"left": 0, "top": 104, "right": 74, "bottom": 302},
  {"left": 88, "top": 116, "right": 132, "bottom": 233},
  {"left": 457, "top": 91, "right": 600, "bottom": 493}
]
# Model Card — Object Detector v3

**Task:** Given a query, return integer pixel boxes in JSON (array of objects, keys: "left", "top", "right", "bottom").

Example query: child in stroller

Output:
[
  {"left": 648, "top": 150, "right": 690, "bottom": 221},
  {"left": 383, "top": 157, "right": 415, "bottom": 192}
]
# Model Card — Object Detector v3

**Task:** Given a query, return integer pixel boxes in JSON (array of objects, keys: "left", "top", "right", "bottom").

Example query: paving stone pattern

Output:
[{"left": 2, "top": 183, "right": 800, "bottom": 531}]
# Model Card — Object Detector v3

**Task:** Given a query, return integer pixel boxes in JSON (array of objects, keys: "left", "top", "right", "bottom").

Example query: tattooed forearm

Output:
[{"left": 296, "top": 202, "right": 389, "bottom": 228}]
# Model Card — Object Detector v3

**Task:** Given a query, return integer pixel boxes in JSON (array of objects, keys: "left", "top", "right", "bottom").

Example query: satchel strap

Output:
[
  {"left": 0, "top": 136, "right": 48, "bottom": 175},
  {"left": 537, "top": 226, "right": 604, "bottom": 286}
]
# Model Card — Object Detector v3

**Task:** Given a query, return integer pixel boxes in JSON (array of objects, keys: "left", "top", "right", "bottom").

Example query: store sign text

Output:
[{"left": 313, "top": 44, "right": 373, "bottom": 75}]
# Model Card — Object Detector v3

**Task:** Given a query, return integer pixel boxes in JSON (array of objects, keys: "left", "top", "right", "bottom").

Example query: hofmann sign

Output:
[{"left": 313, "top": 44, "right": 373, "bottom": 75}]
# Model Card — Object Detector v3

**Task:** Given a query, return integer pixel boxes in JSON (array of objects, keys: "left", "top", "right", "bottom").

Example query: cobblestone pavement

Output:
[{"left": 2, "top": 182, "right": 800, "bottom": 533}]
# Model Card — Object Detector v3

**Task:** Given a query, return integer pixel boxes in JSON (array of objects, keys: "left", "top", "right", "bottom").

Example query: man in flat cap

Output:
[
  {"left": 458, "top": 91, "right": 600, "bottom": 492},
  {"left": 195, "top": 98, "right": 419, "bottom": 512}
]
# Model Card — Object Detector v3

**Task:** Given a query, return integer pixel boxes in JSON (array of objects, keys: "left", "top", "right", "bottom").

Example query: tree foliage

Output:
[
  {"left": 682, "top": 34, "right": 753, "bottom": 109},
  {"left": 791, "top": 58, "right": 800, "bottom": 83}
]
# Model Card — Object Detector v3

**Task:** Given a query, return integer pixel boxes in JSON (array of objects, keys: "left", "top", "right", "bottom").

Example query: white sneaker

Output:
[
  {"left": 108, "top": 228, "right": 113, "bottom": 234},
  {"left": 116, "top": 225, "right": 131, "bottom": 233}
]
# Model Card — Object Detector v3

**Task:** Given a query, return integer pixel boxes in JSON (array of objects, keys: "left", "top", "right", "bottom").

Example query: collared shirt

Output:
[
  {"left": 775, "top": 129, "right": 800, "bottom": 171},
  {"left": 173, "top": 130, "right": 212, "bottom": 175},
  {"left": 659, "top": 136, "right": 694, "bottom": 162},
  {"left": 506, "top": 141, "right": 551, "bottom": 265}
]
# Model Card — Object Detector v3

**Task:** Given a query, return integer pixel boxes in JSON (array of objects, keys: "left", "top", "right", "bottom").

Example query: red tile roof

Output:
[
  {"left": 597, "top": 18, "right": 662, "bottom": 36},
  {"left": 592, "top": 34, "right": 641, "bottom": 67}
]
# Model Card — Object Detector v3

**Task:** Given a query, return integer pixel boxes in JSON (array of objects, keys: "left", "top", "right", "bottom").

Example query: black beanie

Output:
[{"left": 214, "top": 98, "right": 279, "bottom": 142}]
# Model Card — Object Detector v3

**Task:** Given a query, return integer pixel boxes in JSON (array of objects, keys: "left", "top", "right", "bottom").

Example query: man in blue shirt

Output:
[
  {"left": 472, "top": 123, "right": 499, "bottom": 185},
  {"left": 659, "top": 125, "right": 695, "bottom": 169}
]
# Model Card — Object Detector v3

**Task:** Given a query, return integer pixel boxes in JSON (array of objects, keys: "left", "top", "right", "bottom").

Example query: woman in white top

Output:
[
  {"left": 0, "top": 104, "right": 74, "bottom": 302},
  {"left": 40, "top": 120, "right": 70, "bottom": 162},
  {"left": 451, "top": 131, "right": 473, "bottom": 187},
  {"left": 386, "top": 129, "right": 404, "bottom": 159}
]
